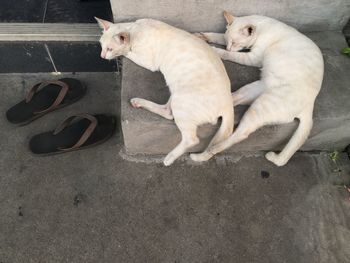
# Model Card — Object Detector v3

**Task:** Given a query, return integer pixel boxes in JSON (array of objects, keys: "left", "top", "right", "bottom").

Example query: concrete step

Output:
[
  {"left": 121, "top": 31, "right": 350, "bottom": 155},
  {"left": 0, "top": 23, "right": 101, "bottom": 42}
]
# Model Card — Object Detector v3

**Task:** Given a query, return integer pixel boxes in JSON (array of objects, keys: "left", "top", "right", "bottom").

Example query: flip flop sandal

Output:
[
  {"left": 29, "top": 113, "right": 116, "bottom": 156},
  {"left": 6, "top": 78, "right": 86, "bottom": 125}
]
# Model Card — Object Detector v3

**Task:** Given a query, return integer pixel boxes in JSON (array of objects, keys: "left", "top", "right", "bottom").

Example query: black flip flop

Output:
[
  {"left": 29, "top": 114, "right": 116, "bottom": 156},
  {"left": 6, "top": 78, "right": 86, "bottom": 125}
]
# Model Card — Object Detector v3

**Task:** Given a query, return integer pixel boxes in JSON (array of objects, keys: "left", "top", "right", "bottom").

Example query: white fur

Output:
[
  {"left": 96, "top": 18, "right": 234, "bottom": 166},
  {"left": 193, "top": 13, "right": 324, "bottom": 166}
]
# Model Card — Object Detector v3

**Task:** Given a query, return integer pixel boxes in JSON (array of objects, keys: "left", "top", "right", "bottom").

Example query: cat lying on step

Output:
[
  {"left": 193, "top": 11, "right": 324, "bottom": 166},
  {"left": 96, "top": 17, "right": 234, "bottom": 166}
]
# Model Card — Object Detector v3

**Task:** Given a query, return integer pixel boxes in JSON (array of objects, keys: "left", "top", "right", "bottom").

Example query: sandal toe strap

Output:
[
  {"left": 26, "top": 80, "right": 69, "bottom": 115},
  {"left": 54, "top": 114, "right": 98, "bottom": 151}
]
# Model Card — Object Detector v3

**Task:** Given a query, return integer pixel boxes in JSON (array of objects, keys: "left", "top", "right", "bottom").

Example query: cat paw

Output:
[
  {"left": 265, "top": 152, "right": 287, "bottom": 167},
  {"left": 130, "top": 98, "right": 142, "bottom": 108},
  {"left": 211, "top": 46, "right": 226, "bottom": 58},
  {"left": 211, "top": 46, "right": 219, "bottom": 52},
  {"left": 163, "top": 155, "right": 174, "bottom": 166},
  {"left": 190, "top": 152, "right": 213, "bottom": 162}
]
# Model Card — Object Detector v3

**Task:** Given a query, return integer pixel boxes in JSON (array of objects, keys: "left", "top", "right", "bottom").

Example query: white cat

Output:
[
  {"left": 192, "top": 11, "right": 324, "bottom": 166},
  {"left": 95, "top": 17, "right": 234, "bottom": 166}
]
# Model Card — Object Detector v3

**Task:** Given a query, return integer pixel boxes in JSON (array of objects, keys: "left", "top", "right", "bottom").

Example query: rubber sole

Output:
[
  {"left": 7, "top": 80, "right": 87, "bottom": 126},
  {"left": 30, "top": 116, "right": 117, "bottom": 156}
]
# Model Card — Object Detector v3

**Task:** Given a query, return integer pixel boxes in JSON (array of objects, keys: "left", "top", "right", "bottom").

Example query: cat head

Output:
[
  {"left": 95, "top": 17, "right": 131, "bottom": 60},
  {"left": 223, "top": 11, "right": 257, "bottom": 52}
]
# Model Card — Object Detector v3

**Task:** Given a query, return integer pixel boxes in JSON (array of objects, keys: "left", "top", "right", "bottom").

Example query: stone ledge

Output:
[
  {"left": 111, "top": 0, "right": 350, "bottom": 32},
  {"left": 121, "top": 31, "right": 350, "bottom": 155}
]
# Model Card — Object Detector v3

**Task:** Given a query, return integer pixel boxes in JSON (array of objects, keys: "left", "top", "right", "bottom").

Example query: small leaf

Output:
[
  {"left": 330, "top": 150, "right": 339, "bottom": 162},
  {"left": 341, "top": 47, "right": 350, "bottom": 55}
]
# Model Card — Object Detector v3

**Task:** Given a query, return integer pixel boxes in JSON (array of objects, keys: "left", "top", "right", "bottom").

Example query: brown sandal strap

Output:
[
  {"left": 54, "top": 114, "right": 98, "bottom": 151},
  {"left": 25, "top": 80, "right": 69, "bottom": 115}
]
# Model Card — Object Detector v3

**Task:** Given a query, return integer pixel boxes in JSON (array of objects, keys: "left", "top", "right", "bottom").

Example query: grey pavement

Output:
[{"left": 0, "top": 73, "right": 350, "bottom": 263}]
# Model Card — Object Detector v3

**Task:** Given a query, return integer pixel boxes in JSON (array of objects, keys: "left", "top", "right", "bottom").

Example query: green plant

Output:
[
  {"left": 341, "top": 47, "right": 350, "bottom": 56},
  {"left": 330, "top": 150, "right": 341, "bottom": 173},
  {"left": 330, "top": 150, "right": 339, "bottom": 163}
]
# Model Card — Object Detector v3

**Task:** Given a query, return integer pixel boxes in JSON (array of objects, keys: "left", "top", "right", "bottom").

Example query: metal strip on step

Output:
[{"left": 0, "top": 23, "right": 101, "bottom": 42}]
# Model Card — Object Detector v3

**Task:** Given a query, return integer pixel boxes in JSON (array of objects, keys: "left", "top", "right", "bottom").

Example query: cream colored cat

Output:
[
  {"left": 95, "top": 17, "right": 234, "bottom": 166},
  {"left": 192, "top": 11, "right": 324, "bottom": 166}
]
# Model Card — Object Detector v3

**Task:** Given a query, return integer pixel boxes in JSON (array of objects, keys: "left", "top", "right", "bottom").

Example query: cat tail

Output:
[{"left": 208, "top": 108, "right": 234, "bottom": 149}]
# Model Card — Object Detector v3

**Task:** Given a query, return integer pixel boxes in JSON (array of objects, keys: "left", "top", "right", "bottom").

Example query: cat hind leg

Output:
[
  {"left": 265, "top": 108, "right": 313, "bottom": 166},
  {"left": 190, "top": 108, "right": 234, "bottom": 162},
  {"left": 191, "top": 81, "right": 264, "bottom": 163},
  {"left": 164, "top": 124, "right": 199, "bottom": 166},
  {"left": 130, "top": 97, "right": 173, "bottom": 120},
  {"left": 190, "top": 106, "right": 266, "bottom": 162}
]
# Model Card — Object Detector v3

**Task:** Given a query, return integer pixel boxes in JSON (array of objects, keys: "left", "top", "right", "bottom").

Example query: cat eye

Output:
[
  {"left": 113, "top": 33, "right": 126, "bottom": 42},
  {"left": 241, "top": 25, "right": 255, "bottom": 37},
  {"left": 107, "top": 48, "right": 113, "bottom": 52}
]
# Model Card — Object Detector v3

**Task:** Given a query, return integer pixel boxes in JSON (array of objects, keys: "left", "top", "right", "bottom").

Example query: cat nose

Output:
[{"left": 101, "top": 51, "right": 106, "bottom": 59}]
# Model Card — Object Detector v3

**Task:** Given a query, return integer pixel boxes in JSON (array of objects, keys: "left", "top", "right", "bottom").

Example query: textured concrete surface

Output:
[
  {"left": 121, "top": 31, "right": 350, "bottom": 155},
  {"left": 110, "top": 0, "right": 350, "bottom": 32},
  {"left": 1, "top": 73, "right": 350, "bottom": 263}
]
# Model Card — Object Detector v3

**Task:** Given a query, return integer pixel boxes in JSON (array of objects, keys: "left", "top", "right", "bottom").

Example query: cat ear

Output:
[
  {"left": 224, "top": 11, "right": 235, "bottom": 25},
  {"left": 241, "top": 25, "right": 255, "bottom": 36},
  {"left": 114, "top": 32, "right": 130, "bottom": 44},
  {"left": 95, "top": 17, "right": 113, "bottom": 31}
]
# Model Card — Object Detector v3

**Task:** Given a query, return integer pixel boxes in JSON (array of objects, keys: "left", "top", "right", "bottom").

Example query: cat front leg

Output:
[
  {"left": 212, "top": 47, "right": 262, "bottom": 67},
  {"left": 194, "top": 32, "right": 226, "bottom": 45},
  {"left": 130, "top": 97, "right": 173, "bottom": 120},
  {"left": 211, "top": 47, "right": 232, "bottom": 60},
  {"left": 232, "top": 80, "right": 265, "bottom": 106}
]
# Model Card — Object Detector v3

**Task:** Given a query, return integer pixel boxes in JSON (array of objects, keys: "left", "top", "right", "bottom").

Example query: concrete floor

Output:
[{"left": 1, "top": 73, "right": 350, "bottom": 263}]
